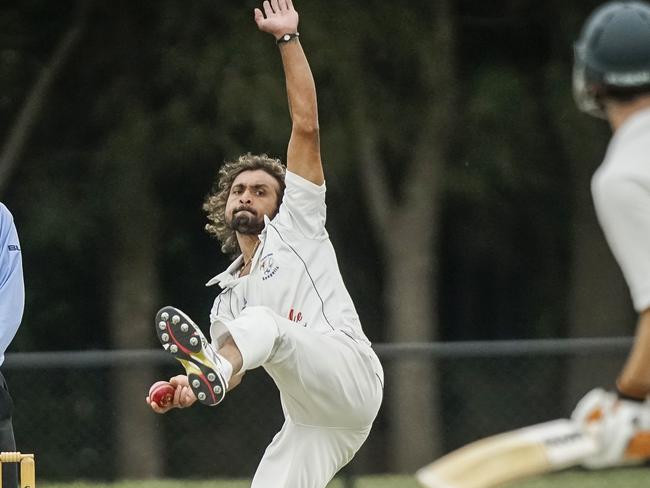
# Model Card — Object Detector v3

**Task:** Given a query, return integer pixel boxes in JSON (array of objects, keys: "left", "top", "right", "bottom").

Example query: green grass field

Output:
[{"left": 38, "top": 467, "right": 649, "bottom": 488}]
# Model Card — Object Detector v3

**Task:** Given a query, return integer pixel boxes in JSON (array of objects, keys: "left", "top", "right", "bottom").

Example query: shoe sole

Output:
[{"left": 155, "top": 305, "right": 226, "bottom": 406}]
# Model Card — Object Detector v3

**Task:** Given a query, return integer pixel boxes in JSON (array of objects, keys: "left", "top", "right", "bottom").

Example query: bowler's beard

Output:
[{"left": 228, "top": 208, "right": 265, "bottom": 235}]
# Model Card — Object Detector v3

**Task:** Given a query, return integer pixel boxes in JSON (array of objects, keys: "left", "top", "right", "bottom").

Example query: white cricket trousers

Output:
[{"left": 218, "top": 306, "right": 384, "bottom": 488}]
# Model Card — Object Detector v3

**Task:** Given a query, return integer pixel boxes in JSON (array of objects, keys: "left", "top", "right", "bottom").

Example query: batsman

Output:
[
  {"left": 145, "top": 1, "right": 384, "bottom": 486},
  {"left": 571, "top": 0, "right": 650, "bottom": 469}
]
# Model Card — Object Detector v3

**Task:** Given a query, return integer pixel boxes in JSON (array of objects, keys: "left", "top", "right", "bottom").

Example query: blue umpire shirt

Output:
[{"left": 0, "top": 203, "right": 24, "bottom": 366}]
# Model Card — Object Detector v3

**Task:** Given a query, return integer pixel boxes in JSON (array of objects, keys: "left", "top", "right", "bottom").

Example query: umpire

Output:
[{"left": 0, "top": 203, "right": 25, "bottom": 488}]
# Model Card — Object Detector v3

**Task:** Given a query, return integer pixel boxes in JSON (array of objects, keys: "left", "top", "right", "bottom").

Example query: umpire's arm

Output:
[{"left": 255, "top": 0, "right": 324, "bottom": 186}]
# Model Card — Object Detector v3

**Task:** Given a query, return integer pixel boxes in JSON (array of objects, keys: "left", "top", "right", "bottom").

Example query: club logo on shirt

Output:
[{"left": 260, "top": 253, "right": 279, "bottom": 281}]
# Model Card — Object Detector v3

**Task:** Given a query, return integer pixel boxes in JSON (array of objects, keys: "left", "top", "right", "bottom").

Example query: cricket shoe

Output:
[{"left": 155, "top": 305, "right": 227, "bottom": 406}]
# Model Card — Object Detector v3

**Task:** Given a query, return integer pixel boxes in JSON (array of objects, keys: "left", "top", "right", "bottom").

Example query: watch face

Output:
[{"left": 283, "top": 34, "right": 291, "bottom": 41}]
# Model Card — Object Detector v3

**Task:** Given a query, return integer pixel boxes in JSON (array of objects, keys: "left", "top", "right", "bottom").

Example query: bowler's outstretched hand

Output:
[
  {"left": 254, "top": 0, "right": 299, "bottom": 39},
  {"left": 146, "top": 375, "right": 197, "bottom": 413}
]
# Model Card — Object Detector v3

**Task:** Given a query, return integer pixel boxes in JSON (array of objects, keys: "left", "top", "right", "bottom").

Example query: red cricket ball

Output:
[{"left": 149, "top": 381, "right": 175, "bottom": 408}]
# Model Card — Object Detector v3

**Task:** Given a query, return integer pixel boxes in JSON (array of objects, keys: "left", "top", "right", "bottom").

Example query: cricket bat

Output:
[{"left": 415, "top": 419, "right": 598, "bottom": 488}]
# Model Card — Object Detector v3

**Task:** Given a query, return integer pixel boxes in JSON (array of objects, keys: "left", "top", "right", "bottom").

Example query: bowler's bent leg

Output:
[
  {"left": 251, "top": 417, "right": 371, "bottom": 488},
  {"left": 211, "top": 306, "right": 383, "bottom": 428},
  {"left": 212, "top": 306, "right": 383, "bottom": 487}
]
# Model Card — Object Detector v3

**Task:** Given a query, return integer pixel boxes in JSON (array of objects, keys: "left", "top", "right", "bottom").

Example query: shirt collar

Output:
[
  {"left": 205, "top": 222, "right": 269, "bottom": 288},
  {"left": 205, "top": 255, "right": 244, "bottom": 288}
]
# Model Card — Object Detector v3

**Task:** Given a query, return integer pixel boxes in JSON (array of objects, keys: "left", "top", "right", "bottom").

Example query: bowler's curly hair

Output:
[{"left": 203, "top": 153, "right": 286, "bottom": 257}]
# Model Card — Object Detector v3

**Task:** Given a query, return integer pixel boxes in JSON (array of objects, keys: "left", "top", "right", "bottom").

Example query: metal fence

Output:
[{"left": 3, "top": 337, "right": 633, "bottom": 482}]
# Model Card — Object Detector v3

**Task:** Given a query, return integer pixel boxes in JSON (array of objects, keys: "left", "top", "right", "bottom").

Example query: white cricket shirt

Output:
[
  {"left": 592, "top": 107, "right": 650, "bottom": 312},
  {"left": 207, "top": 170, "right": 371, "bottom": 345}
]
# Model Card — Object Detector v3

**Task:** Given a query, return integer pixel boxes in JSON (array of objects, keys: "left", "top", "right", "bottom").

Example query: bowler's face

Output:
[{"left": 225, "top": 170, "right": 281, "bottom": 235}]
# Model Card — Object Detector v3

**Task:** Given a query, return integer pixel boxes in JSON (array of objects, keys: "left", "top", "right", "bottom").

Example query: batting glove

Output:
[{"left": 571, "top": 387, "right": 650, "bottom": 469}]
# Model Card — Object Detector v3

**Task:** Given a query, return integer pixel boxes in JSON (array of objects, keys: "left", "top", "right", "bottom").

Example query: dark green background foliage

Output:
[{"left": 2, "top": 0, "right": 622, "bottom": 351}]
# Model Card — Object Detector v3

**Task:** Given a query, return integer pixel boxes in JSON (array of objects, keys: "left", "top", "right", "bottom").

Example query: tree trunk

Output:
[
  {"left": 385, "top": 215, "right": 441, "bottom": 471},
  {"left": 108, "top": 163, "right": 163, "bottom": 478},
  {"left": 350, "top": 0, "right": 455, "bottom": 471}
]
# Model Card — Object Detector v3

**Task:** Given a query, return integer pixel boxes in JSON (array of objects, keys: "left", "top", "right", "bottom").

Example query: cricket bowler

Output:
[{"left": 146, "top": 1, "right": 384, "bottom": 486}]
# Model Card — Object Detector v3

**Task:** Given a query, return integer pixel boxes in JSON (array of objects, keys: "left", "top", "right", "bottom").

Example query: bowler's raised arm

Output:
[{"left": 254, "top": 0, "right": 324, "bottom": 186}]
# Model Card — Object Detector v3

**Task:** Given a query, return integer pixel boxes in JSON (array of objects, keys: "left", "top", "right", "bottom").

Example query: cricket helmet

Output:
[{"left": 573, "top": 1, "right": 650, "bottom": 118}]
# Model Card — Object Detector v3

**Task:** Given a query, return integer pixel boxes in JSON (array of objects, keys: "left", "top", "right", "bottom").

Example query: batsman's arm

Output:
[
  {"left": 617, "top": 308, "right": 650, "bottom": 398},
  {"left": 254, "top": 0, "right": 324, "bottom": 186}
]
